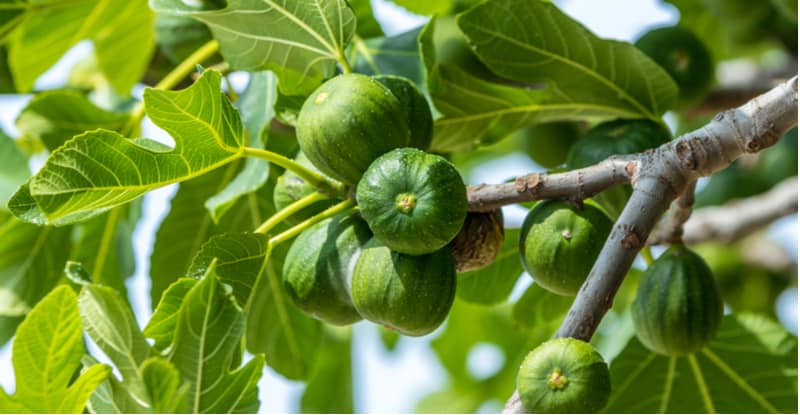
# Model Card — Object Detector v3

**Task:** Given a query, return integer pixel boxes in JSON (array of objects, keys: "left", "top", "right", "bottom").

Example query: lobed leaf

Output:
[
  {"left": 10, "top": 69, "right": 244, "bottom": 226},
  {"left": 152, "top": 0, "right": 356, "bottom": 95}
]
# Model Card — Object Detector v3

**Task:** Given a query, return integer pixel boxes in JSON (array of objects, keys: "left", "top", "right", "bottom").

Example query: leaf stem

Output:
[
  {"left": 254, "top": 192, "right": 330, "bottom": 234},
  {"left": 241, "top": 147, "right": 347, "bottom": 197},
  {"left": 123, "top": 40, "right": 221, "bottom": 135},
  {"left": 338, "top": 50, "right": 353, "bottom": 74},
  {"left": 268, "top": 199, "right": 356, "bottom": 246}
]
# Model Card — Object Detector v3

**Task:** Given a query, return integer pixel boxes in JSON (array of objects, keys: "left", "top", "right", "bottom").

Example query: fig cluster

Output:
[{"left": 281, "top": 73, "right": 476, "bottom": 336}]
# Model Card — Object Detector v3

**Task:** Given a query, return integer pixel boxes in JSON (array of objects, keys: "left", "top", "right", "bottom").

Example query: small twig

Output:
[
  {"left": 676, "top": 177, "right": 797, "bottom": 245},
  {"left": 647, "top": 180, "right": 696, "bottom": 244}
]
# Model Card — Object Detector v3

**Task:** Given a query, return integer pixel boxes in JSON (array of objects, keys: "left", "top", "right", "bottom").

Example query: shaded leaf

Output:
[
  {"left": 149, "top": 162, "right": 241, "bottom": 306},
  {"left": 10, "top": 69, "right": 244, "bottom": 225},
  {"left": 206, "top": 71, "right": 277, "bottom": 222},
  {"left": 246, "top": 244, "right": 322, "bottom": 380},
  {"left": 457, "top": 228, "right": 521, "bottom": 305},
  {"left": 0, "top": 129, "right": 28, "bottom": 208},
  {"left": 15, "top": 89, "right": 128, "bottom": 152},
  {"left": 6, "top": 285, "right": 110, "bottom": 412},
  {"left": 0, "top": 218, "right": 71, "bottom": 316},
  {"left": 604, "top": 313, "right": 798, "bottom": 413},
  {"left": 511, "top": 282, "right": 572, "bottom": 332},
  {"left": 458, "top": 0, "right": 677, "bottom": 118},
  {"left": 153, "top": 0, "right": 356, "bottom": 94},
  {"left": 70, "top": 204, "right": 139, "bottom": 297},
  {"left": 0, "top": 0, "right": 26, "bottom": 43},
  {"left": 301, "top": 328, "right": 354, "bottom": 412},
  {"left": 352, "top": 26, "right": 425, "bottom": 88},
  {"left": 349, "top": 0, "right": 383, "bottom": 38}
]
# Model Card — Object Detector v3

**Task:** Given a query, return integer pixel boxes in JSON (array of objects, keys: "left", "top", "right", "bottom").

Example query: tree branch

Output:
[
  {"left": 503, "top": 76, "right": 797, "bottom": 413},
  {"left": 467, "top": 159, "right": 634, "bottom": 211}
]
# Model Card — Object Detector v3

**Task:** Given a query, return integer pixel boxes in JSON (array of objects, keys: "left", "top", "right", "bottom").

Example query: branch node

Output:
[
  {"left": 514, "top": 174, "right": 543, "bottom": 196},
  {"left": 619, "top": 224, "right": 641, "bottom": 250}
]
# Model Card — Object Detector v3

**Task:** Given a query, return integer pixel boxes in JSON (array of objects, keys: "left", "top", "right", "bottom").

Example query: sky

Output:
[{"left": 0, "top": 0, "right": 796, "bottom": 413}]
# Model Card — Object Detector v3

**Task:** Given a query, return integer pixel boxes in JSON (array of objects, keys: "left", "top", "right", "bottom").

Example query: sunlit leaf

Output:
[
  {"left": 145, "top": 278, "right": 197, "bottom": 353},
  {"left": 5, "top": 285, "right": 110, "bottom": 412},
  {"left": 389, "top": 0, "right": 452, "bottom": 15},
  {"left": 152, "top": 0, "right": 356, "bottom": 94},
  {"left": 78, "top": 285, "right": 151, "bottom": 410},
  {"left": 141, "top": 358, "right": 188, "bottom": 413},
  {"left": 604, "top": 313, "right": 798, "bottom": 413},
  {"left": 10, "top": 69, "right": 244, "bottom": 225},
  {"left": 188, "top": 232, "right": 270, "bottom": 308},
  {"left": 168, "top": 261, "right": 263, "bottom": 413}
]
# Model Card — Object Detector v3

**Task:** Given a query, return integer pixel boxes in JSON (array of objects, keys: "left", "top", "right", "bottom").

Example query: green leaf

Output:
[
  {"left": 0, "top": 315, "right": 23, "bottom": 347},
  {"left": 188, "top": 232, "right": 270, "bottom": 308},
  {"left": 0, "top": 0, "right": 26, "bottom": 43},
  {"left": 246, "top": 244, "right": 323, "bottom": 380},
  {"left": 15, "top": 89, "right": 129, "bottom": 152},
  {"left": 205, "top": 71, "right": 277, "bottom": 222},
  {"left": 389, "top": 0, "right": 453, "bottom": 15},
  {"left": 152, "top": 0, "right": 356, "bottom": 95},
  {"left": 6, "top": 285, "right": 110, "bottom": 412},
  {"left": 145, "top": 278, "right": 197, "bottom": 353},
  {"left": 168, "top": 261, "right": 263, "bottom": 413},
  {"left": 10, "top": 69, "right": 245, "bottom": 226},
  {"left": 511, "top": 282, "right": 572, "bottom": 333},
  {"left": 604, "top": 313, "right": 798, "bottom": 413},
  {"left": 352, "top": 26, "right": 425, "bottom": 88},
  {"left": 420, "top": 1, "right": 679, "bottom": 152},
  {"left": 456, "top": 228, "right": 521, "bottom": 305},
  {"left": 78, "top": 285, "right": 151, "bottom": 409},
  {"left": 425, "top": 299, "right": 532, "bottom": 412},
  {"left": 149, "top": 162, "right": 241, "bottom": 307},
  {"left": 0, "top": 129, "right": 28, "bottom": 208},
  {"left": 70, "top": 204, "right": 139, "bottom": 296},
  {"left": 0, "top": 218, "right": 71, "bottom": 316},
  {"left": 141, "top": 358, "right": 189, "bottom": 413},
  {"left": 348, "top": 0, "right": 383, "bottom": 38},
  {"left": 301, "top": 328, "right": 354, "bottom": 413},
  {"left": 457, "top": 0, "right": 678, "bottom": 119},
  {"left": 9, "top": 0, "right": 154, "bottom": 93},
  {"left": 0, "top": 46, "right": 14, "bottom": 93}
]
